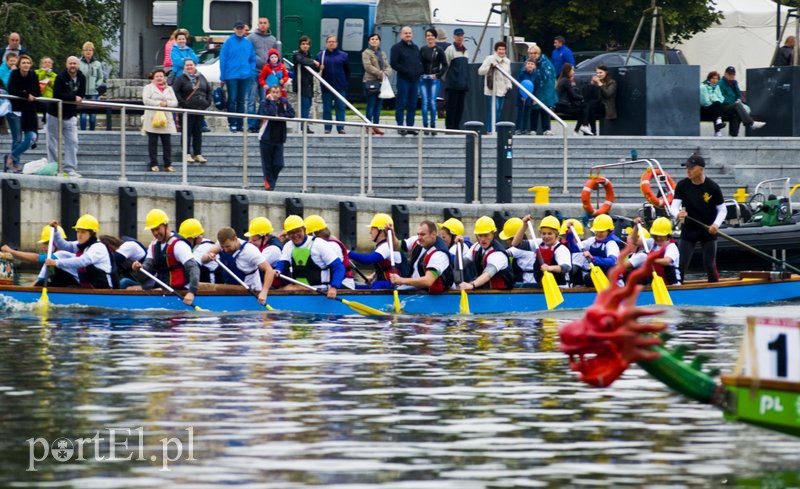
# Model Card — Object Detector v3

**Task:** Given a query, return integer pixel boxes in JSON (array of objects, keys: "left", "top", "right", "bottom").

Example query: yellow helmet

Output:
[
  {"left": 474, "top": 216, "right": 497, "bottom": 235},
  {"left": 368, "top": 213, "right": 393, "bottom": 229},
  {"left": 625, "top": 226, "right": 650, "bottom": 240},
  {"left": 283, "top": 215, "right": 306, "bottom": 233},
  {"left": 498, "top": 217, "right": 523, "bottom": 240},
  {"left": 178, "top": 218, "right": 204, "bottom": 238},
  {"left": 73, "top": 214, "right": 100, "bottom": 232},
  {"left": 539, "top": 215, "right": 561, "bottom": 232},
  {"left": 37, "top": 225, "right": 67, "bottom": 243},
  {"left": 304, "top": 214, "right": 328, "bottom": 234},
  {"left": 144, "top": 208, "right": 169, "bottom": 230},
  {"left": 590, "top": 214, "right": 614, "bottom": 233},
  {"left": 561, "top": 218, "right": 585, "bottom": 236},
  {"left": 439, "top": 218, "right": 465, "bottom": 237},
  {"left": 650, "top": 217, "right": 673, "bottom": 237},
  {"left": 244, "top": 216, "right": 274, "bottom": 237}
]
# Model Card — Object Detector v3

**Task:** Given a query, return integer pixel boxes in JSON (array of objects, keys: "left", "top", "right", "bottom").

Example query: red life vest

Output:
[
  {"left": 652, "top": 240, "right": 681, "bottom": 285},
  {"left": 152, "top": 234, "right": 188, "bottom": 289},
  {"left": 326, "top": 236, "right": 354, "bottom": 279},
  {"left": 472, "top": 240, "right": 514, "bottom": 290},
  {"left": 532, "top": 242, "right": 567, "bottom": 286},
  {"left": 410, "top": 239, "right": 454, "bottom": 294},
  {"left": 75, "top": 239, "right": 115, "bottom": 289}
]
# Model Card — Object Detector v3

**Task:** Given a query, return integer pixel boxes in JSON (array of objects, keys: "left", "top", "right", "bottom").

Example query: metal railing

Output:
[
  {"left": 591, "top": 158, "right": 677, "bottom": 216},
  {"left": 493, "top": 65, "right": 570, "bottom": 194},
  {"left": 1, "top": 92, "right": 483, "bottom": 202}
]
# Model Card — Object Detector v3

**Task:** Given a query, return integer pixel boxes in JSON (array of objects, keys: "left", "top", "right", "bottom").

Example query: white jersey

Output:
[
  {"left": 217, "top": 239, "right": 267, "bottom": 290},
  {"left": 116, "top": 241, "right": 147, "bottom": 262},
  {"left": 193, "top": 240, "right": 219, "bottom": 283}
]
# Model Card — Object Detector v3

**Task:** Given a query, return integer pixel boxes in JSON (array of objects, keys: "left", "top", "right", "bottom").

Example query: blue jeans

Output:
[
  {"left": 225, "top": 78, "right": 249, "bottom": 130},
  {"left": 365, "top": 89, "right": 382, "bottom": 125},
  {"left": 418, "top": 77, "right": 439, "bottom": 127},
  {"left": 321, "top": 89, "right": 346, "bottom": 132},
  {"left": 515, "top": 103, "right": 532, "bottom": 132},
  {"left": 79, "top": 94, "right": 98, "bottom": 130},
  {"left": 485, "top": 95, "right": 505, "bottom": 130},
  {"left": 300, "top": 96, "right": 312, "bottom": 119},
  {"left": 395, "top": 77, "right": 418, "bottom": 127},
  {"left": 247, "top": 76, "right": 263, "bottom": 131},
  {"left": 6, "top": 113, "right": 35, "bottom": 167}
]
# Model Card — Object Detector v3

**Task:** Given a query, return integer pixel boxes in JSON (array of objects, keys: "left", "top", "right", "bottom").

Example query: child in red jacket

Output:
[{"left": 258, "top": 48, "right": 289, "bottom": 98}]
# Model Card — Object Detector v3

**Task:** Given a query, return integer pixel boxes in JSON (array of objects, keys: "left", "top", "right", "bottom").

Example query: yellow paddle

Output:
[
  {"left": 456, "top": 241, "right": 471, "bottom": 314},
  {"left": 386, "top": 228, "right": 403, "bottom": 313},
  {"left": 138, "top": 268, "right": 207, "bottom": 311},
  {"left": 278, "top": 273, "right": 388, "bottom": 316},
  {"left": 527, "top": 221, "right": 564, "bottom": 310},
  {"left": 569, "top": 224, "right": 609, "bottom": 292},
  {"left": 214, "top": 257, "right": 275, "bottom": 311},
  {"left": 637, "top": 224, "right": 673, "bottom": 305},
  {"left": 38, "top": 226, "right": 56, "bottom": 307}
]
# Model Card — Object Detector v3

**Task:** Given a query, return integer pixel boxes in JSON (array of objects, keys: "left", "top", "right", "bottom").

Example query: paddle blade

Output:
[
  {"left": 541, "top": 271, "right": 564, "bottom": 310},
  {"left": 651, "top": 272, "right": 673, "bottom": 306},
  {"left": 590, "top": 265, "right": 610, "bottom": 292},
  {"left": 342, "top": 299, "right": 389, "bottom": 317},
  {"left": 393, "top": 290, "right": 402, "bottom": 314},
  {"left": 38, "top": 287, "right": 49, "bottom": 305},
  {"left": 266, "top": 304, "right": 275, "bottom": 311},
  {"left": 460, "top": 289, "right": 471, "bottom": 315}
]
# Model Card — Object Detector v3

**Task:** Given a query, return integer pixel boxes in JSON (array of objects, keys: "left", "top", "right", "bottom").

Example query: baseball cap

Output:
[
  {"left": 725, "top": 65, "right": 736, "bottom": 74},
  {"left": 682, "top": 154, "right": 706, "bottom": 168},
  {"left": 453, "top": 28, "right": 465, "bottom": 36},
  {"left": 233, "top": 20, "right": 246, "bottom": 29}
]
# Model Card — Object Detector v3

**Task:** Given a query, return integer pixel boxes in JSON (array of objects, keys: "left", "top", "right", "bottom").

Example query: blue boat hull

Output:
[{"left": 2, "top": 275, "right": 799, "bottom": 314}]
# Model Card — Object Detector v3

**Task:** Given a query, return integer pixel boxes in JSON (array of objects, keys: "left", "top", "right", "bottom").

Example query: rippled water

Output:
[{"left": 1, "top": 297, "right": 800, "bottom": 488}]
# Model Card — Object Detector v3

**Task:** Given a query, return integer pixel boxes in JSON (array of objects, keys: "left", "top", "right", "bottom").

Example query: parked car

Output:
[{"left": 573, "top": 48, "right": 688, "bottom": 85}]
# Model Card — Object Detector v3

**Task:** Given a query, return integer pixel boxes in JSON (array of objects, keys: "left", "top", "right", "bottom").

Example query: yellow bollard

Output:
[
  {"left": 732, "top": 187, "right": 749, "bottom": 203},
  {"left": 528, "top": 186, "right": 550, "bottom": 204}
]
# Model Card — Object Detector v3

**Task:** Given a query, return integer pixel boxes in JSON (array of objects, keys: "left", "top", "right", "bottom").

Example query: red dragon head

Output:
[{"left": 559, "top": 242, "right": 668, "bottom": 387}]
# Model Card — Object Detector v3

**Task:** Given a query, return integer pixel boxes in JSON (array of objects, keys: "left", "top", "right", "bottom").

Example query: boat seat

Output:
[{"left": 724, "top": 200, "right": 752, "bottom": 226}]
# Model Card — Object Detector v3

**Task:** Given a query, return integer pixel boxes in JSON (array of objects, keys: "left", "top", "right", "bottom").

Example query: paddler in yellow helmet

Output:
[
  {"left": 44, "top": 214, "right": 117, "bottom": 288},
  {"left": 457, "top": 216, "right": 514, "bottom": 290},
  {"left": 511, "top": 215, "right": 572, "bottom": 286}
]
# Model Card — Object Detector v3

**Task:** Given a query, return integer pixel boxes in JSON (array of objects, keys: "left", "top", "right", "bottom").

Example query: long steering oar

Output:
[
  {"left": 138, "top": 268, "right": 206, "bottom": 311},
  {"left": 38, "top": 226, "right": 56, "bottom": 306},
  {"left": 638, "top": 224, "right": 673, "bottom": 305},
  {"left": 214, "top": 257, "right": 274, "bottom": 311},
  {"left": 684, "top": 215, "right": 800, "bottom": 275},
  {"left": 528, "top": 221, "right": 564, "bottom": 310},
  {"left": 569, "top": 224, "right": 609, "bottom": 292},
  {"left": 456, "top": 241, "right": 470, "bottom": 315},
  {"left": 386, "top": 228, "right": 403, "bottom": 313},
  {"left": 278, "top": 273, "right": 388, "bottom": 316}
]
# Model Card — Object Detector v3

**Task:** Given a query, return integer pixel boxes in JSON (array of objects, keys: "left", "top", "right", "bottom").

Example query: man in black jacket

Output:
[
  {"left": 258, "top": 84, "right": 295, "bottom": 190},
  {"left": 773, "top": 36, "right": 795, "bottom": 66},
  {"left": 444, "top": 28, "right": 470, "bottom": 129},
  {"left": 46, "top": 56, "right": 86, "bottom": 177},
  {"left": 390, "top": 26, "right": 423, "bottom": 134},
  {"left": 292, "top": 36, "right": 320, "bottom": 133}
]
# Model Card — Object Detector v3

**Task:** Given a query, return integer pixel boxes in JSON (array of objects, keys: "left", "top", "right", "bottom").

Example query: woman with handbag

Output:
[
  {"left": 174, "top": 59, "right": 211, "bottom": 163},
  {"left": 142, "top": 69, "right": 178, "bottom": 172},
  {"left": 362, "top": 33, "right": 391, "bottom": 135},
  {"left": 5, "top": 54, "right": 40, "bottom": 173}
]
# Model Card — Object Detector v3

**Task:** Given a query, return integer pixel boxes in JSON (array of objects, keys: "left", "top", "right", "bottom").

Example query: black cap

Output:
[
  {"left": 725, "top": 65, "right": 736, "bottom": 74},
  {"left": 453, "top": 28, "right": 465, "bottom": 36},
  {"left": 233, "top": 20, "right": 246, "bottom": 29},
  {"left": 682, "top": 154, "right": 705, "bottom": 168}
]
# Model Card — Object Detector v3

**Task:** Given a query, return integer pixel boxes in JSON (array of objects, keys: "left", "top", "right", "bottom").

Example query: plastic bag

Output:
[
  {"left": 152, "top": 110, "right": 168, "bottom": 128},
  {"left": 22, "top": 157, "right": 48, "bottom": 174},
  {"left": 378, "top": 77, "right": 394, "bottom": 99}
]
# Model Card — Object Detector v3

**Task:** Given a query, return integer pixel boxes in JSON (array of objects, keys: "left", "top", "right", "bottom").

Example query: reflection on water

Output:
[{"left": 1, "top": 299, "right": 799, "bottom": 488}]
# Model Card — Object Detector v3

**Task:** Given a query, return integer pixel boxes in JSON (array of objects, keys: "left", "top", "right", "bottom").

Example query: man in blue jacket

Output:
[
  {"left": 316, "top": 35, "right": 350, "bottom": 134},
  {"left": 220, "top": 20, "right": 257, "bottom": 132},
  {"left": 550, "top": 36, "right": 575, "bottom": 76},
  {"left": 390, "top": 26, "right": 423, "bottom": 134}
]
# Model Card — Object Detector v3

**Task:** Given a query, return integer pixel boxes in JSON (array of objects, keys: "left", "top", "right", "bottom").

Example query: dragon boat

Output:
[{"left": 1, "top": 271, "right": 799, "bottom": 314}]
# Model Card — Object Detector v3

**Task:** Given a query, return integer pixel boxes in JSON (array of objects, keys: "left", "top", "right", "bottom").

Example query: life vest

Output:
[
  {"left": 325, "top": 237, "right": 354, "bottom": 280},
  {"left": 588, "top": 234, "right": 619, "bottom": 273},
  {"left": 289, "top": 236, "right": 326, "bottom": 286},
  {"left": 410, "top": 237, "right": 454, "bottom": 294},
  {"left": 533, "top": 242, "right": 568, "bottom": 286},
  {"left": 652, "top": 240, "right": 681, "bottom": 285},
  {"left": 218, "top": 240, "right": 260, "bottom": 285},
  {"left": 196, "top": 239, "right": 224, "bottom": 284},
  {"left": 75, "top": 236, "right": 117, "bottom": 289},
  {"left": 374, "top": 239, "right": 411, "bottom": 282},
  {"left": 152, "top": 233, "right": 190, "bottom": 289},
  {"left": 472, "top": 239, "right": 514, "bottom": 290},
  {"left": 252, "top": 235, "right": 283, "bottom": 288}
]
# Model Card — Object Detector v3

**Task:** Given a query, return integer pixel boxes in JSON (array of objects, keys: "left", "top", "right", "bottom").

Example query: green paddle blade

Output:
[
  {"left": 590, "top": 264, "right": 610, "bottom": 292},
  {"left": 542, "top": 271, "right": 564, "bottom": 310},
  {"left": 459, "top": 289, "right": 471, "bottom": 315},
  {"left": 342, "top": 298, "right": 389, "bottom": 316},
  {"left": 393, "top": 290, "right": 402, "bottom": 314},
  {"left": 651, "top": 272, "right": 673, "bottom": 305}
]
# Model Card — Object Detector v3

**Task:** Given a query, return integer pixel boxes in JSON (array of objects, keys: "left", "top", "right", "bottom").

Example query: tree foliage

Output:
[
  {"left": 510, "top": 0, "right": 724, "bottom": 52},
  {"left": 0, "top": 1, "right": 120, "bottom": 67}
]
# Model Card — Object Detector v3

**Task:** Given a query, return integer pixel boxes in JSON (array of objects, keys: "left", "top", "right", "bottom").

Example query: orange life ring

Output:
[
  {"left": 581, "top": 176, "right": 615, "bottom": 216},
  {"left": 640, "top": 168, "right": 676, "bottom": 207}
]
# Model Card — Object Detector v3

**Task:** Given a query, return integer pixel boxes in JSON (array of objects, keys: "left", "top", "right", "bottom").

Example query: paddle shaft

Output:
[
  {"left": 41, "top": 227, "right": 55, "bottom": 289},
  {"left": 138, "top": 267, "right": 199, "bottom": 308},
  {"left": 457, "top": 241, "right": 465, "bottom": 281},
  {"left": 386, "top": 228, "right": 398, "bottom": 274},
  {"left": 350, "top": 262, "right": 371, "bottom": 283},
  {"left": 214, "top": 257, "right": 258, "bottom": 297},
  {"left": 684, "top": 215, "right": 800, "bottom": 275},
  {"left": 277, "top": 273, "right": 348, "bottom": 303},
  {"left": 526, "top": 221, "right": 548, "bottom": 268}
]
